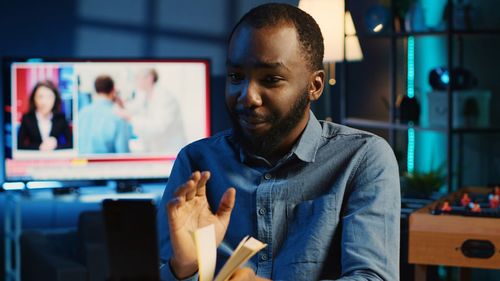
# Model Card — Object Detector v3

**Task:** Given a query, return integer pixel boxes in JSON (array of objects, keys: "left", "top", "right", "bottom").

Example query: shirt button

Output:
[
  {"left": 261, "top": 253, "right": 268, "bottom": 261},
  {"left": 258, "top": 208, "right": 266, "bottom": 215},
  {"left": 264, "top": 173, "right": 272, "bottom": 180}
]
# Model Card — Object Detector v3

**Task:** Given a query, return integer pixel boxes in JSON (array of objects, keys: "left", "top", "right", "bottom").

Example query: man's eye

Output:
[
  {"left": 262, "top": 76, "right": 282, "bottom": 85},
  {"left": 228, "top": 73, "right": 244, "bottom": 84}
]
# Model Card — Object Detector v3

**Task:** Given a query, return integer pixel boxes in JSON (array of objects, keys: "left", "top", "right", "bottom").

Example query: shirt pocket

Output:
[
  {"left": 274, "top": 260, "right": 325, "bottom": 281},
  {"left": 281, "top": 193, "right": 338, "bottom": 264}
]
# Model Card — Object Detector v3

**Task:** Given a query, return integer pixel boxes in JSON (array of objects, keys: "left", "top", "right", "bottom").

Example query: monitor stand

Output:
[
  {"left": 116, "top": 180, "right": 142, "bottom": 193},
  {"left": 52, "top": 187, "right": 79, "bottom": 196}
]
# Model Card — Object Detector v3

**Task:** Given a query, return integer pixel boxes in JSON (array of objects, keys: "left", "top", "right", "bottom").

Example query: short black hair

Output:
[
  {"left": 229, "top": 3, "right": 324, "bottom": 71},
  {"left": 94, "top": 75, "right": 114, "bottom": 94}
]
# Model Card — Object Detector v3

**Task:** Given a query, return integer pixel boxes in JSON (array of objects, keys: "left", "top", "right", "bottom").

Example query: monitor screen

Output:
[{"left": 3, "top": 58, "right": 210, "bottom": 184}]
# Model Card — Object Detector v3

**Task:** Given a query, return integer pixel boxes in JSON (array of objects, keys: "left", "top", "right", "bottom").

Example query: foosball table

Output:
[{"left": 408, "top": 186, "right": 500, "bottom": 281}]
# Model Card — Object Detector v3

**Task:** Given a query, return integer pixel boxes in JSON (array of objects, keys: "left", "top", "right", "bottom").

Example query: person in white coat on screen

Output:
[{"left": 117, "top": 68, "right": 186, "bottom": 155}]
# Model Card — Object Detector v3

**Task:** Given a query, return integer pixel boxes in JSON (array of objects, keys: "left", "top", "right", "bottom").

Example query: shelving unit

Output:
[
  {"left": 343, "top": 117, "right": 446, "bottom": 132},
  {"left": 341, "top": 0, "right": 500, "bottom": 193},
  {"left": 359, "top": 28, "right": 500, "bottom": 38},
  {"left": 4, "top": 193, "right": 21, "bottom": 281}
]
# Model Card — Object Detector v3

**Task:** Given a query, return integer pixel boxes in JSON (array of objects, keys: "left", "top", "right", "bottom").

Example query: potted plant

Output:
[{"left": 401, "top": 165, "right": 446, "bottom": 199}]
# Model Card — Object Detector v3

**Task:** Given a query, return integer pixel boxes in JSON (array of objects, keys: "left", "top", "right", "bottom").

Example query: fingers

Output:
[
  {"left": 175, "top": 171, "right": 199, "bottom": 200},
  {"left": 195, "top": 171, "right": 210, "bottom": 197},
  {"left": 184, "top": 172, "right": 200, "bottom": 201},
  {"left": 174, "top": 171, "right": 210, "bottom": 201},
  {"left": 171, "top": 171, "right": 224, "bottom": 211},
  {"left": 216, "top": 187, "right": 236, "bottom": 221}
]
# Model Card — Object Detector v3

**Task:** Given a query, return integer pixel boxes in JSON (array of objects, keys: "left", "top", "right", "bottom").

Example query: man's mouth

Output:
[{"left": 237, "top": 115, "right": 269, "bottom": 130}]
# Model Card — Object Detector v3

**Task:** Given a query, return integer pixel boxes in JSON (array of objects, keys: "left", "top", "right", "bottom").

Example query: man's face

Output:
[
  {"left": 225, "top": 23, "right": 313, "bottom": 157},
  {"left": 136, "top": 70, "right": 154, "bottom": 92}
]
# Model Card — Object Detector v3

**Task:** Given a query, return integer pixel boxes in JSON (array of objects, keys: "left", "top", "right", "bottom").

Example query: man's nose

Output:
[{"left": 238, "top": 80, "right": 262, "bottom": 108}]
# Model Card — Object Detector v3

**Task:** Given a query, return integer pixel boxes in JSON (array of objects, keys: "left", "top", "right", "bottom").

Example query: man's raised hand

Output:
[{"left": 167, "top": 171, "right": 236, "bottom": 279}]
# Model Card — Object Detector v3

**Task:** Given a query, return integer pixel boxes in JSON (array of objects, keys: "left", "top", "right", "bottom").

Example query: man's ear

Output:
[{"left": 308, "top": 70, "right": 325, "bottom": 101}]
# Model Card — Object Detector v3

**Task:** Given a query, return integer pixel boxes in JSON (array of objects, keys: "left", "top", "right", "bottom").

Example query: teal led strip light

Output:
[
  {"left": 407, "top": 126, "right": 415, "bottom": 173},
  {"left": 407, "top": 36, "right": 415, "bottom": 98},
  {"left": 407, "top": 36, "right": 415, "bottom": 173}
]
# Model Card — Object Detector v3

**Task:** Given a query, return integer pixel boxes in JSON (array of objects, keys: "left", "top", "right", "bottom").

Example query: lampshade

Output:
[
  {"left": 345, "top": 11, "right": 363, "bottom": 61},
  {"left": 298, "top": 0, "right": 363, "bottom": 62},
  {"left": 298, "top": 0, "right": 345, "bottom": 62}
]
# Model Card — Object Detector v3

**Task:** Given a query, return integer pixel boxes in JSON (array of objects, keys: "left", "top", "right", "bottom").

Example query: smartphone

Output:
[{"left": 102, "top": 199, "right": 160, "bottom": 281}]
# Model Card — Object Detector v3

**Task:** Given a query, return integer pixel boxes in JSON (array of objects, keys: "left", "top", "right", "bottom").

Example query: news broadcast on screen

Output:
[{"left": 3, "top": 59, "right": 210, "bottom": 182}]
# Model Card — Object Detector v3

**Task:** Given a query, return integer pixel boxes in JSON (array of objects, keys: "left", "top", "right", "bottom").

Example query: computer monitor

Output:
[{"left": 2, "top": 58, "right": 210, "bottom": 189}]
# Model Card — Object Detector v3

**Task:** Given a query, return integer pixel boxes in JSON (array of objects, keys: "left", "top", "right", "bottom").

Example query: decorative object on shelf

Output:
[
  {"left": 440, "top": 0, "right": 478, "bottom": 30},
  {"left": 428, "top": 66, "right": 450, "bottom": 90},
  {"left": 428, "top": 66, "right": 477, "bottom": 90},
  {"left": 398, "top": 95, "right": 420, "bottom": 124},
  {"left": 420, "top": 0, "right": 448, "bottom": 31},
  {"left": 425, "top": 90, "right": 491, "bottom": 128},
  {"left": 426, "top": 3, "right": 481, "bottom": 126},
  {"left": 451, "top": 67, "right": 478, "bottom": 90},
  {"left": 393, "top": 0, "right": 412, "bottom": 32},
  {"left": 450, "top": 0, "right": 476, "bottom": 30},
  {"left": 364, "top": 4, "right": 391, "bottom": 33},
  {"left": 404, "top": 2, "right": 428, "bottom": 32},
  {"left": 462, "top": 97, "right": 479, "bottom": 127}
]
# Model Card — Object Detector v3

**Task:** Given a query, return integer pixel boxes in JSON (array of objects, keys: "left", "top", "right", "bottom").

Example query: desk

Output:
[
  {"left": 408, "top": 187, "right": 500, "bottom": 281},
  {"left": 3, "top": 184, "right": 165, "bottom": 281}
]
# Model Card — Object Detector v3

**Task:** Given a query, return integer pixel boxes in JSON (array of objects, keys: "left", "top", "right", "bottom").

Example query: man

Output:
[
  {"left": 157, "top": 3, "right": 400, "bottom": 281},
  {"left": 78, "top": 75, "right": 130, "bottom": 154},
  {"left": 119, "top": 68, "right": 186, "bottom": 154}
]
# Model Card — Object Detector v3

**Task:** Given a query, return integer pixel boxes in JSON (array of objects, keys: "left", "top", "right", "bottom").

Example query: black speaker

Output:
[{"left": 429, "top": 67, "right": 477, "bottom": 90}]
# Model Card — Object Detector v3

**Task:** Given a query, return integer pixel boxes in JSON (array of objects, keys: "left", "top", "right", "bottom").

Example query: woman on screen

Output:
[{"left": 17, "top": 80, "right": 73, "bottom": 150}]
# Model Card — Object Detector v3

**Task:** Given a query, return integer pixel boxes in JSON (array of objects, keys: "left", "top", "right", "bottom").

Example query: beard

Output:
[{"left": 228, "top": 91, "right": 310, "bottom": 158}]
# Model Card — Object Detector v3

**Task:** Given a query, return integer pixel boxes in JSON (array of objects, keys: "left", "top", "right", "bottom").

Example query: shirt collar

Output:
[
  {"left": 35, "top": 111, "right": 53, "bottom": 121},
  {"left": 233, "top": 110, "right": 322, "bottom": 166},
  {"left": 293, "top": 110, "right": 322, "bottom": 163},
  {"left": 94, "top": 95, "right": 114, "bottom": 105}
]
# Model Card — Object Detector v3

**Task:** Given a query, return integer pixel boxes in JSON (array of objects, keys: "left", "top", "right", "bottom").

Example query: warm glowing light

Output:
[
  {"left": 373, "top": 24, "right": 384, "bottom": 32},
  {"left": 344, "top": 11, "right": 363, "bottom": 61},
  {"left": 299, "top": 0, "right": 345, "bottom": 62},
  {"left": 344, "top": 11, "right": 356, "bottom": 36},
  {"left": 299, "top": 0, "right": 363, "bottom": 89}
]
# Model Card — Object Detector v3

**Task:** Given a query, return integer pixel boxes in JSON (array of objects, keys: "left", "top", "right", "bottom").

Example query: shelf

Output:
[
  {"left": 342, "top": 118, "right": 446, "bottom": 132},
  {"left": 343, "top": 118, "right": 500, "bottom": 134},
  {"left": 452, "top": 127, "right": 500, "bottom": 134},
  {"left": 451, "top": 28, "right": 500, "bottom": 36},
  {"left": 359, "top": 31, "right": 447, "bottom": 39},
  {"left": 358, "top": 28, "right": 500, "bottom": 39}
]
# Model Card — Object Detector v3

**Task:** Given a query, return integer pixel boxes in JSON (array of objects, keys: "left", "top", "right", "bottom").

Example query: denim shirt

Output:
[{"left": 157, "top": 112, "right": 400, "bottom": 281}]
